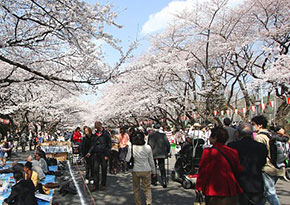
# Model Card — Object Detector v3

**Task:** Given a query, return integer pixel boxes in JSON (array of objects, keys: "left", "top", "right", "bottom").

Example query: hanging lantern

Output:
[
  {"left": 0, "top": 118, "right": 10, "bottom": 125},
  {"left": 226, "top": 110, "right": 230, "bottom": 116},
  {"left": 260, "top": 103, "right": 266, "bottom": 111},
  {"left": 242, "top": 107, "right": 247, "bottom": 113},
  {"left": 234, "top": 109, "right": 239, "bottom": 114},
  {"left": 250, "top": 106, "right": 256, "bottom": 112}
]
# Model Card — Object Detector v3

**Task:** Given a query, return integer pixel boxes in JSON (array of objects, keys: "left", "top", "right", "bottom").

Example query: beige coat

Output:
[{"left": 255, "top": 129, "right": 285, "bottom": 177}]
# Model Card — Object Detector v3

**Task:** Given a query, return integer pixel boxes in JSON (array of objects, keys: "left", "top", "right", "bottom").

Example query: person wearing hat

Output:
[
  {"left": 188, "top": 123, "right": 205, "bottom": 140},
  {"left": 148, "top": 124, "right": 170, "bottom": 188}
]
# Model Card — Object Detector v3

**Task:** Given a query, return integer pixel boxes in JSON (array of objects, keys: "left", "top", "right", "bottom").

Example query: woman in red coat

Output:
[
  {"left": 73, "top": 127, "right": 82, "bottom": 145},
  {"left": 195, "top": 126, "right": 243, "bottom": 205}
]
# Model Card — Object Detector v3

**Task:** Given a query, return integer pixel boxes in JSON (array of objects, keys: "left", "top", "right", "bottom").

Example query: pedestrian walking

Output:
[
  {"left": 28, "top": 131, "right": 33, "bottom": 151},
  {"left": 81, "top": 126, "right": 94, "bottom": 184},
  {"left": 20, "top": 132, "right": 26, "bottom": 152},
  {"left": 126, "top": 131, "right": 156, "bottom": 205},
  {"left": 251, "top": 115, "right": 284, "bottom": 205},
  {"left": 223, "top": 117, "right": 237, "bottom": 145},
  {"left": 119, "top": 127, "right": 130, "bottom": 172},
  {"left": 13, "top": 131, "right": 20, "bottom": 152},
  {"left": 148, "top": 123, "right": 170, "bottom": 188},
  {"left": 86, "top": 121, "right": 112, "bottom": 192},
  {"left": 195, "top": 126, "right": 243, "bottom": 205},
  {"left": 228, "top": 122, "right": 268, "bottom": 205},
  {"left": 109, "top": 129, "right": 120, "bottom": 175}
]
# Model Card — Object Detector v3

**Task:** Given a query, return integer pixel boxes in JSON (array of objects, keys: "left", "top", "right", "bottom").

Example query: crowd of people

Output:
[
  {"left": 69, "top": 121, "right": 171, "bottom": 204},
  {"left": 0, "top": 114, "right": 289, "bottom": 205},
  {"left": 66, "top": 115, "right": 289, "bottom": 205},
  {"left": 0, "top": 130, "right": 62, "bottom": 167},
  {"left": 0, "top": 146, "right": 60, "bottom": 204},
  {"left": 195, "top": 116, "right": 289, "bottom": 205}
]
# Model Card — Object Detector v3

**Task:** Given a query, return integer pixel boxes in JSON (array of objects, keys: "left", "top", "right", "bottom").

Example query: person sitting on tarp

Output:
[
  {"left": 34, "top": 151, "right": 48, "bottom": 174},
  {"left": 3, "top": 171, "right": 37, "bottom": 205},
  {"left": 35, "top": 146, "right": 48, "bottom": 164},
  {"left": 24, "top": 162, "right": 59, "bottom": 195},
  {"left": 27, "top": 155, "right": 46, "bottom": 181}
]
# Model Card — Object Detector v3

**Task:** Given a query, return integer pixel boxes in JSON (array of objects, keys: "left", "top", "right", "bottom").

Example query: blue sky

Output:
[
  {"left": 86, "top": 0, "right": 244, "bottom": 61},
  {"left": 82, "top": 0, "right": 244, "bottom": 102},
  {"left": 83, "top": 0, "right": 174, "bottom": 102},
  {"left": 86, "top": 0, "right": 174, "bottom": 56}
]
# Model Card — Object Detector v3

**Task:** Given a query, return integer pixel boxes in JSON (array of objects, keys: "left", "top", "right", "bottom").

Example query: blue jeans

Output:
[{"left": 262, "top": 172, "right": 280, "bottom": 205}]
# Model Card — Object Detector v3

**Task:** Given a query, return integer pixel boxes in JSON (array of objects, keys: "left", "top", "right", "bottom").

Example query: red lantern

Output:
[
  {"left": 242, "top": 107, "right": 247, "bottom": 113},
  {"left": 226, "top": 110, "right": 230, "bottom": 116},
  {"left": 260, "top": 103, "right": 266, "bottom": 111},
  {"left": 250, "top": 106, "right": 256, "bottom": 112},
  {"left": 234, "top": 109, "right": 239, "bottom": 114},
  {"left": 0, "top": 118, "right": 10, "bottom": 125}
]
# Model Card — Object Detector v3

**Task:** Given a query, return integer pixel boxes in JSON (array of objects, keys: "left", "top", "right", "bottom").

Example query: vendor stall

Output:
[{"left": 40, "top": 141, "right": 71, "bottom": 161}]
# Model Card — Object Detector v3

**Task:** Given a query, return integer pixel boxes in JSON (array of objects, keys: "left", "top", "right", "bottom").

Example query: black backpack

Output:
[{"left": 260, "top": 131, "right": 289, "bottom": 169}]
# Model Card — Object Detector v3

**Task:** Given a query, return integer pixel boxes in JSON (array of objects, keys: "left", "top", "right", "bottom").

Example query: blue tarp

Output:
[{"left": 0, "top": 161, "right": 57, "bottom": 205}]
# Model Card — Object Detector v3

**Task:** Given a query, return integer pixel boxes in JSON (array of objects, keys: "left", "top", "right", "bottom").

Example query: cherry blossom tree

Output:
[
  {"left": 94, "top": 0, "right": 289, "bottom": 130},
  {"left": 0, "top": 0, "right": 136, "bottom": 132}
]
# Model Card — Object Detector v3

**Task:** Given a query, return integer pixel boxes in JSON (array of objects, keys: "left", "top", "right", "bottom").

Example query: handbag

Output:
[
  {"left": 127, "top": 144, "right": 134, "bottom": 169},
  {"left": 194, "top": 191, "right": 205, "bottom": 205}
]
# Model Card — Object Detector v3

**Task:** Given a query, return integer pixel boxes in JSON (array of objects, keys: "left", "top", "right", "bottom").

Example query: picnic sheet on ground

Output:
[{"left": 0, "top": 161, "right": 57, "bottom": 205}]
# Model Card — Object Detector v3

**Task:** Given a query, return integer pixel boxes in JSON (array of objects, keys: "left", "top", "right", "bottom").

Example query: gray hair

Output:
[{"left": 237, "top": 122, "right": 253, "bottom": 138}]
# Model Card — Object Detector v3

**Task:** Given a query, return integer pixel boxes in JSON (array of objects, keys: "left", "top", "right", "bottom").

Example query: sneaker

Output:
[
  {"left": 85, "top": 179, "right": 89, "bottom": 184},
  {"left": 90, "top": 180, "right": 94, "bottom": 184}
]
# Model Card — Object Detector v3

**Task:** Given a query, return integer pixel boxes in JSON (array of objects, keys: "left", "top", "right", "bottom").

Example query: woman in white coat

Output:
[{"left": 126, "top": 131, "right": 156, "bottom": 205}]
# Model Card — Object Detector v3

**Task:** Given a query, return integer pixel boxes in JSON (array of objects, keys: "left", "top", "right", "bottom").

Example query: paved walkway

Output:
[
  {"left": 73, "top": 155, "right": 290, "bottom": 205},
  {"left": 9, "top": 149, "right": 290, "bottom": 205}
]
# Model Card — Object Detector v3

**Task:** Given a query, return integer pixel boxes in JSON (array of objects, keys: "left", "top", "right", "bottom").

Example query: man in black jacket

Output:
[
  {"left": 86, "top": 121, "right": 111, "bottom": 191},
  {"left": 228, "top": 122, "right": 268, "bottom": 205},
  {"left": 3, "top": 171, "right": 37, "bottom": 205},
  {"left": 148, "top": 124, "right": 170, "bottom": 188}
]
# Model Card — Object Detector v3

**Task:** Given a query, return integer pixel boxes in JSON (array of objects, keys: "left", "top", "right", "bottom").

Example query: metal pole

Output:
[{"left": 274, "top": 95, "right": 277, "bottom": 125}]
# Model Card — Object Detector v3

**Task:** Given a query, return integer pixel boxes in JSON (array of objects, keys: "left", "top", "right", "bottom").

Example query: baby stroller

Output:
[
  {"left": 72, "top": 143, "right": 81, "bottom": 164},
  {"left": 171, "top": 137, "right": 205, "bottom": 189}
]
